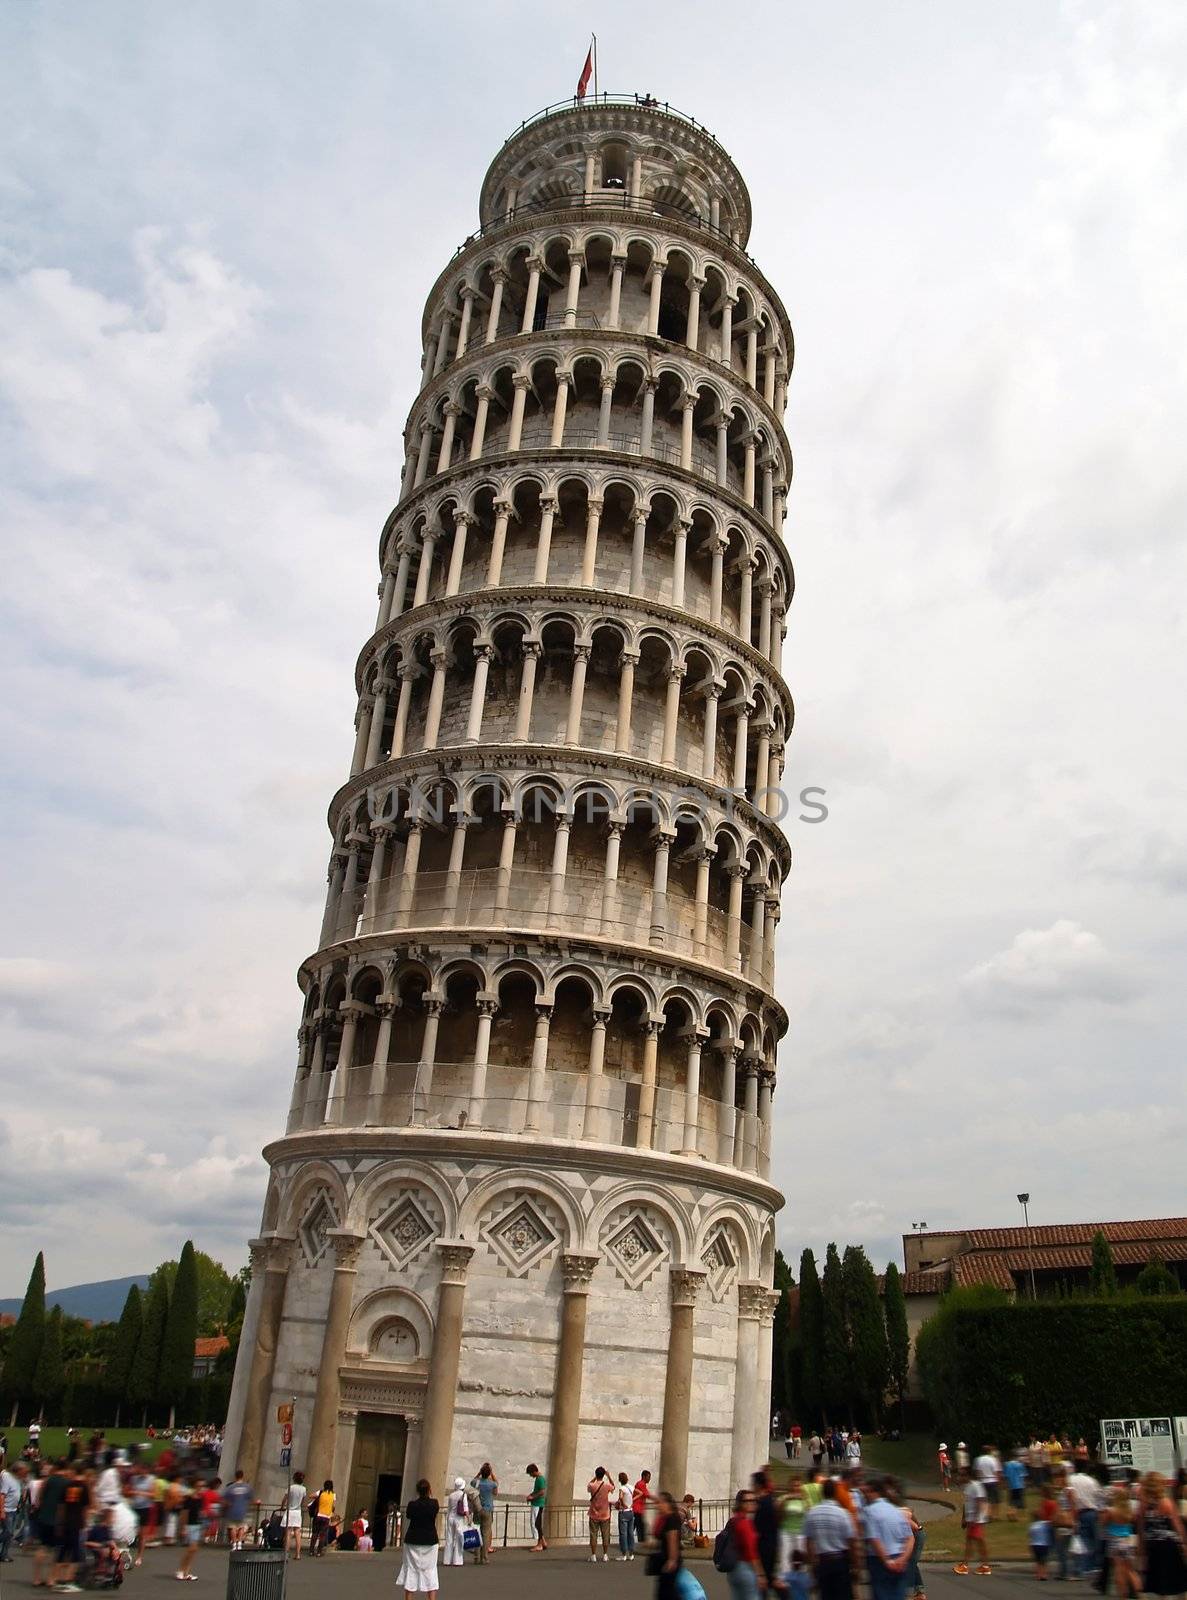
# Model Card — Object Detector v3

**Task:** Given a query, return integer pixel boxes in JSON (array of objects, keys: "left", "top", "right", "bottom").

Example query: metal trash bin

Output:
[{"left": 226, "top": 1548, "right": 287, "bottom": 1600}]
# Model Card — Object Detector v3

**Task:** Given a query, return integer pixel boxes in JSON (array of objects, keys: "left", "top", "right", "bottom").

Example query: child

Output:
[
  {"left": 1029, "top": 1513, "right": 1051, "bottom": 1580},
  {"left": 786, "top": 1548, "right": 812, "bottom": 1600},
  {"left": 1105, "top": 1486, "right": 1139, "bottom": 1598}
]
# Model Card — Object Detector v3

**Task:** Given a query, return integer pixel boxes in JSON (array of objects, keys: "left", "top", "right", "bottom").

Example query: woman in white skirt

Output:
[
  {"left": 398, "top": 1478, "right": 440, "bottom": 1598},
  {"left": 283, "top": 1471, "right": 308, "bottom": 1561},
  {"left": 444, "top": 1478, "right": 470, "bottom": 1566}
]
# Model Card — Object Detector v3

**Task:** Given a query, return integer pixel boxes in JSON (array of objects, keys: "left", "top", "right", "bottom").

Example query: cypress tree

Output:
[
  {"left": 159, "top": 1240, "right": 200, "bottom": 1422},
  {"left": 1090, "top": 1231, "right": 1118, "bottom": 1296},
  {"left": 842, "top": 1245, "right": 889, "bottom": 1424},
  {"left": 771, "top": 1250, "right": 796, "bottom": 1416},
  {"left": 106, "top": 1285, "right": 143, "bottom": 1425},
  {"left": 883, "top": 1261, "right": 911, "bottom": 1428},
  {"left": 129, "top": 1272, "right": 169, "bottom": 1425},
  {"left": 2, "top": 1252, "right": 46, "bottom": 1426},
  {"left": 798, "top": 1248, "right": 824, "bottom": 1422},
  {"left": 33, "top": 1305, "right": 65, "bottom": 1422},
  {"left": 820, "top": 1243, "right": 848, "bottom": 1421}
]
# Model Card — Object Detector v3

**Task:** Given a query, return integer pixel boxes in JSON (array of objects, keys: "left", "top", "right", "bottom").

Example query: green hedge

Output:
[{"left": 917, "top": 1295, "right": 1187, "bottom": 1442}]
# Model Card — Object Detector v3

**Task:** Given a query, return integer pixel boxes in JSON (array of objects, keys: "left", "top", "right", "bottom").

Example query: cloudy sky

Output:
[{"left": 2, "top": 1, "right": 1185, "bottom": 1293}]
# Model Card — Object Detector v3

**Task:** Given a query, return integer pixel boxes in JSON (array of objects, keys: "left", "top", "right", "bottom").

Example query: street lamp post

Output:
[{"left": 1017, "top": 1192, "right": 1038, "bottom": 1300}]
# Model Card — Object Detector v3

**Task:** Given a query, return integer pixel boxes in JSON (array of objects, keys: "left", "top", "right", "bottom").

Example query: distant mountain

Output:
[{"left": 0, "top": 1274, "right": 150, "bottom": 1325}]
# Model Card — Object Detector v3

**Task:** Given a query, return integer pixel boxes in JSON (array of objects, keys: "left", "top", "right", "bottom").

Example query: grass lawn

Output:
[{"left": 5, "top": 1427, "right": 170, "bottom": 1463}]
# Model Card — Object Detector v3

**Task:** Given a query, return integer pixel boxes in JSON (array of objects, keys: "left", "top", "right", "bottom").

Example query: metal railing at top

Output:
[
  {"left": 326, "top": 866, "right": 776, "bottom": 988},
  {"left": 292, "top": 1066, "right": 770, "bottom": 1175},
  {"left": 452, "top": 191, "right": 755, "bottom": 265},
  {"left": 498, "top": 94, "right": 731, "bottom": 158},
  {"left": 491, "top": 1498, "right": 734, "bottom": 1546},
  {"left": 512, "top": 422, "right": 722, "bottom": 486}
]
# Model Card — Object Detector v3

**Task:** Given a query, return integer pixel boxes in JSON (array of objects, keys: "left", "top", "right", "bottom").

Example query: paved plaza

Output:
[{"left": 0, "top": 1543, "right": 1041, "bottom": 1600}]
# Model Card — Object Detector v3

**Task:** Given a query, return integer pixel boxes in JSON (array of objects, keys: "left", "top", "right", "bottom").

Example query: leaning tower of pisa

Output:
[{"left": 224, "top": 93, "right": 794, "bottom": 1519}]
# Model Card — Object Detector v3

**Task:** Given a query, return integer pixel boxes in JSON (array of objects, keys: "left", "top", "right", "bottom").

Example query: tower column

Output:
[
  {"left": 419, "top": 1243, "right": 475, "bottom": 1495},
  {"left": 719, "top": 1045, "right": 740, "bottom": 1166},
  {"left": 660, "top": 1269, "right": 705, "bottom": 1496},
  {"left": 600, "top": 820, "right": 624, "bottom": 932},
  {"left": 467, "top": 996, "right": 498, "bottom": 1125},
  {"left": 661, "top": 664, "right": 684, "bottom": 766},
  {"left": 305, "top": 1231, "right": 364, "bottom": 1486},
  {"left": 411, "top": 530, "right": 437, "bottom": 607},
  {"left": 484, "top": 270, "right": 506, "bottom": 343},
  {"left": 233, "top": 1235, "right": 293, "bottom": 1486},
  {"left": 566, "top": 644, "right": 590, "bottom": 745},
  {"left": 580, "top": 495, "right": 603, "bottom": 584},
  {"left": 522, "top": 1003, "right": 553, "bottom": 1132},
  {"left": 508, "top": 374, "right": 530, "bottom": 450},
  {"left": 520, "top": 256, "right": 543, "bottom": 333},
  {"left": 581, "top": 1008, "right": 610, "bottom": 1140},
  {"left": 362, "top": 682, "right": 388, "bottom": 769},
  {"left": 487, "top": 497, "right": 513, "bottom": 585},
  {"left": 615, "top": 649, "right": 638, "bottom": 754},
  {"left": 637, "top": 1018, "right": 661, "bottom": 1148},
  {"left": 546, "top": 1253, "right": 600, "bottom": 1539},
  {"left": 421, "top": 647, "right": 448, "bottom": 749},
  {"left": 515, "top": 640, "right": 541, "bottom": 740},
  {"left": 730, "top": 1283, "right": 767, "bottom": 1490},
  {"left": 465, "top": 644, "right": 493, "bottom": 742},
  {"left": 534, "top": 495, "right": 558, "bottom": 583},
  {"left": 607, "top": 255, "right": 625, "bottom": 328}
]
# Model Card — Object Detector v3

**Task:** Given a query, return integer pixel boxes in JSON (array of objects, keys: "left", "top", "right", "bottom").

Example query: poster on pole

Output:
[{"left": 1100, "top": 1418, "right": 1177, "bottom": 1476}]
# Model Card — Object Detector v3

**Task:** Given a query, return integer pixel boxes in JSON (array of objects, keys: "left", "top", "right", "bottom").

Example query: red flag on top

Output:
[{"left": 577, "top": 45, "right": 593, "bottom": 100}]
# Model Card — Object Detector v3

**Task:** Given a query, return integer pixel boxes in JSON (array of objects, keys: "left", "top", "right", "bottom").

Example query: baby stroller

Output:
[
  {"left": 261, "top": 1512, "right": 286, "bottom": 1551},
  {"left": 81, "top": 1542, "right": 131, "bottom": 1589}
]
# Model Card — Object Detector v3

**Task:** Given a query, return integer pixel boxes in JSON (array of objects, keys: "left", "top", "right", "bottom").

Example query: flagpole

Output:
[{"left": 592, "top": 34, "right": 598, "bottom": 99}]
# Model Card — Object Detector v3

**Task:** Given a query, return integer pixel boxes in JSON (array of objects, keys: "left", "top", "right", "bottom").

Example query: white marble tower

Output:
[{"left": 224, "top": 92, "right": 793, "bottom": 1519}]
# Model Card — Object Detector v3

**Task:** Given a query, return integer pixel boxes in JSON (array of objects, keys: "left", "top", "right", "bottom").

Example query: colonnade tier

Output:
[
  {"left": 479, "top": 101, "right": 756, "bottom": 248},
  {"left": 409, "top": 259, "right": 790, "bottom": 467},
  {"left": 287, "top": 940, "right": 781, "bottom": 1178},
  {"left": 400, "top": 337, "right": 791, "bottom": 538},
  {"left": 373, "top": 465, "right": 793, "bottom": 669},
  {"left": 345, "top": 611, "right": 789, "bottom": 811},
  {"left": 422, "top": 210, "right": 790, "bottom": 404},
  {"left": 316, "top": 774, "right": 787, "bottom": 985}
]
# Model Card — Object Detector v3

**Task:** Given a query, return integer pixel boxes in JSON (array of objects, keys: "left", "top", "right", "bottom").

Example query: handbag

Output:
[{"left": 462, "top": 1526, "right": 482, "bottom": 1551}]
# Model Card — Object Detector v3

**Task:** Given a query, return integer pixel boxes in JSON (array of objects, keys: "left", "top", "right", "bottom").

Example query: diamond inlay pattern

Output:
[
  {"left": 703, "top": 1227, "right": 739, "bottom": 1301},
  {"left": 604, "top": 1209, "right": 667, "bottom": 1289},
  {"left": 299, "top": 1189, "right": 339, "bottom": 1267},
  {"left": 373, "top": 1194, "right": 436, "bottom": 1269},
  {"left": 481, "top": 1196, "right": 559, "bottom": 1278}
]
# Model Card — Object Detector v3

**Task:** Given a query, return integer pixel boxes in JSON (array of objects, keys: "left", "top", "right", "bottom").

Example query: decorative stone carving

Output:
[
  {"left": 437, "top": 1240, "right": 475, "bottom": 1286},
  {"left": 339, "top": 1378, "right": 424, "bottom": 1413},
  {"left": 702, "top": 1227, "right": 739, "bottom": 1302},
  {"left": 372, "top": 1193, "right": 437, "bottom": 1269},
  {"left": 604, "top": 1209, "right": 667, "bottom": 1290},
  {"left": 298, "top": 1190, "right": 339, "bottom": 1267},
  {"left": 561, "top": 1252, "right": 600, "bottom": 1294},
  {"left": 670, "top": 1267, "right": 706, "bottom": 1309},
  {"left": 329, "top": 1230, "right": 365, "bottom": 1270},
  {"left": 737, "top": 1281, "right": 770, "bottom": 1319},
  {"left": 481, "top": 1196, "right": 559, "bottom": 1278}
]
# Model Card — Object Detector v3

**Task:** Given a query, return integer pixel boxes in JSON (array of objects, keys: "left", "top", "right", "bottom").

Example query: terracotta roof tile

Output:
[
  {"left": 961, "top": 1219, "right": 1187, "bottom": 1251},
  {"left": 193, "top": 1336, "right": 229, "bottom": 1358}
]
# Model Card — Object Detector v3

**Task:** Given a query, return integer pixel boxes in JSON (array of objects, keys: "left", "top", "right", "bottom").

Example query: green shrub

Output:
[{"left": 917, "top": 1294, "right": 1187, "bottom": 1441}]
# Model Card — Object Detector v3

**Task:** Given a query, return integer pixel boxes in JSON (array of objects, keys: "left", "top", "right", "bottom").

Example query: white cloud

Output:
[{"left": 961, "top": 920, "right": 1137, "bottom": 1016}]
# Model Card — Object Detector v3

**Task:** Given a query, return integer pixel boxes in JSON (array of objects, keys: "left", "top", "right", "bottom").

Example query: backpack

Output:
[{"left": 712, "top": 1520, "right": 738, "bottom": 1572}]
